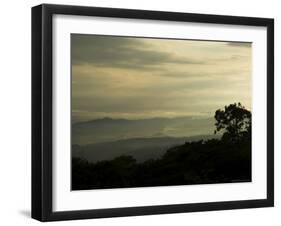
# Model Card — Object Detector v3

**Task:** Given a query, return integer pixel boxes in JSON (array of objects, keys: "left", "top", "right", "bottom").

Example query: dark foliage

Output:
[
  {"left": 72, "top": 103, "right": 251, "bottom": 190},
  {"left": 214, "top": 102, "right": 251, "bottom": 143}
]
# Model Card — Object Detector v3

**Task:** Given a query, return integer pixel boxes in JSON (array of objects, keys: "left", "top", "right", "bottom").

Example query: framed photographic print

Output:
[{"left": 32, "top": 4, "right": 274, "bottom": 221}]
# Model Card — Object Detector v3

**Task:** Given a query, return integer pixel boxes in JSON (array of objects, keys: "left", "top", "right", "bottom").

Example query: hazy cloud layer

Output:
[
  {"left": 72, "top": 35, "right": 252, "bottom": 122},
  {"left": 72, "top": 35, "right": 205, "bottom": 70},
  {"left": 227, "top": 42, "right": 252, "bottom": 47}
]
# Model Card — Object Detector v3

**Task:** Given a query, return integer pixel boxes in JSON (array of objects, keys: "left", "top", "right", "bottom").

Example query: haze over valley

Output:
[{"left": 72, "top": 116, "right": 219, "bottom": 163}]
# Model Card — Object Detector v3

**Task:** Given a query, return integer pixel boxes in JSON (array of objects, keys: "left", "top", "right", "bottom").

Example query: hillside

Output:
[
  {"left": 72, "top": 134, "right": 218, "bottom": 163},
  {"left": 72, "top": 138, "right": 251, "bottom": 190}
]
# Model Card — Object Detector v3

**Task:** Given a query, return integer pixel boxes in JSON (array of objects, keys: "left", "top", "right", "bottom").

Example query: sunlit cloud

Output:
[{"left": 72, "top": 34, "right": 252, "bottom": 122}]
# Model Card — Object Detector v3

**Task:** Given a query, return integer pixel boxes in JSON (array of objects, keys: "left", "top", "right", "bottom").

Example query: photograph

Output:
[
  {"left": 71, "top": 34, "right": 252, "bottom": 190},
  {"left": 31, "top": 4, "right": 274, "bottom": 221}
]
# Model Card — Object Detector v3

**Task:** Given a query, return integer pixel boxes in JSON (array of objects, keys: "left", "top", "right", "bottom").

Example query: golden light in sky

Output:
[{"left": 71, "top": 34, "right": 251, "bottom": 122}]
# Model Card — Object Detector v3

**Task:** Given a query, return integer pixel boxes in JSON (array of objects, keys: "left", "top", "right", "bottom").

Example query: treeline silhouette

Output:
[{"left": 72, "top": 103, "right": 251, "bottom": 190}]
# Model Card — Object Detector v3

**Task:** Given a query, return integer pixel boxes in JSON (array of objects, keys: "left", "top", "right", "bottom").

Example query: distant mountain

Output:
[
  {"left": 72, "top": 116, "right": 215, "bottom": 145},
  {"left": 72, "top": 135, "right": 219, "bottom": 163}
]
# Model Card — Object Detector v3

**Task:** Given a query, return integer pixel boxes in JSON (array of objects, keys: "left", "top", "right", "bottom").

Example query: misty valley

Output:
[
  {"left": 72, "top": 116, "right": 218, "bottom": 163},
  {"left": 72, "top": 104, "right": 252, "bottom": 190}
]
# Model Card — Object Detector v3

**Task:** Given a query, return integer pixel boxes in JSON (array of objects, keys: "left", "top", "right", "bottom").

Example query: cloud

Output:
[
  {"left": 71, "top": 35, "right": 252, "bottom": 121},
  {"left": 71, "top": 34, "right": 204, "bottom": 70},
  {"left": 226, "top": 42, "right": 252, "bottom": 48},
  {"left": 157, "top": 68, "right": 250, "bottom": 80}
]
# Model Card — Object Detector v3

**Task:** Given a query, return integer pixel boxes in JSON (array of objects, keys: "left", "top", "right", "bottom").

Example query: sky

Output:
[{"left": 71, "top": 34, "right": 252, "bottom": 122}]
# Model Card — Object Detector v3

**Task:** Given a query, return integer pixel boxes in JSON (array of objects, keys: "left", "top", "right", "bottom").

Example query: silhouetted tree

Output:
[{"left": 214, "top": 103, "right": 251, "bottom": 142}]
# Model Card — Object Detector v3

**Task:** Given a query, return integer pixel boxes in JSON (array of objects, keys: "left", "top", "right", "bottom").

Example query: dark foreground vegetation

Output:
[{"left": 72, "top": 103, "right": 251, "bottom": 190}]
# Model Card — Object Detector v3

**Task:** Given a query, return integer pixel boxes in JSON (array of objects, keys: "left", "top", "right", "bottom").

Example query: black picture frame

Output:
[{"left": 32, "top": 4, "right": 274, "bottom": 222}]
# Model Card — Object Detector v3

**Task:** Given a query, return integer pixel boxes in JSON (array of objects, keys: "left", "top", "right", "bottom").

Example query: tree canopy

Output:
[{"left": 214, "top": 103, "right": 251, "bottom": 142}]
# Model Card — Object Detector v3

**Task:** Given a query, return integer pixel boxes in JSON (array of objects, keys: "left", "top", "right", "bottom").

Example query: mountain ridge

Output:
[
  {"left": 72, "top": 134, "right": 219, "bottom": 163},
  {"left": 72, "top": 116, "right": 215, "bottom": 145}
]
